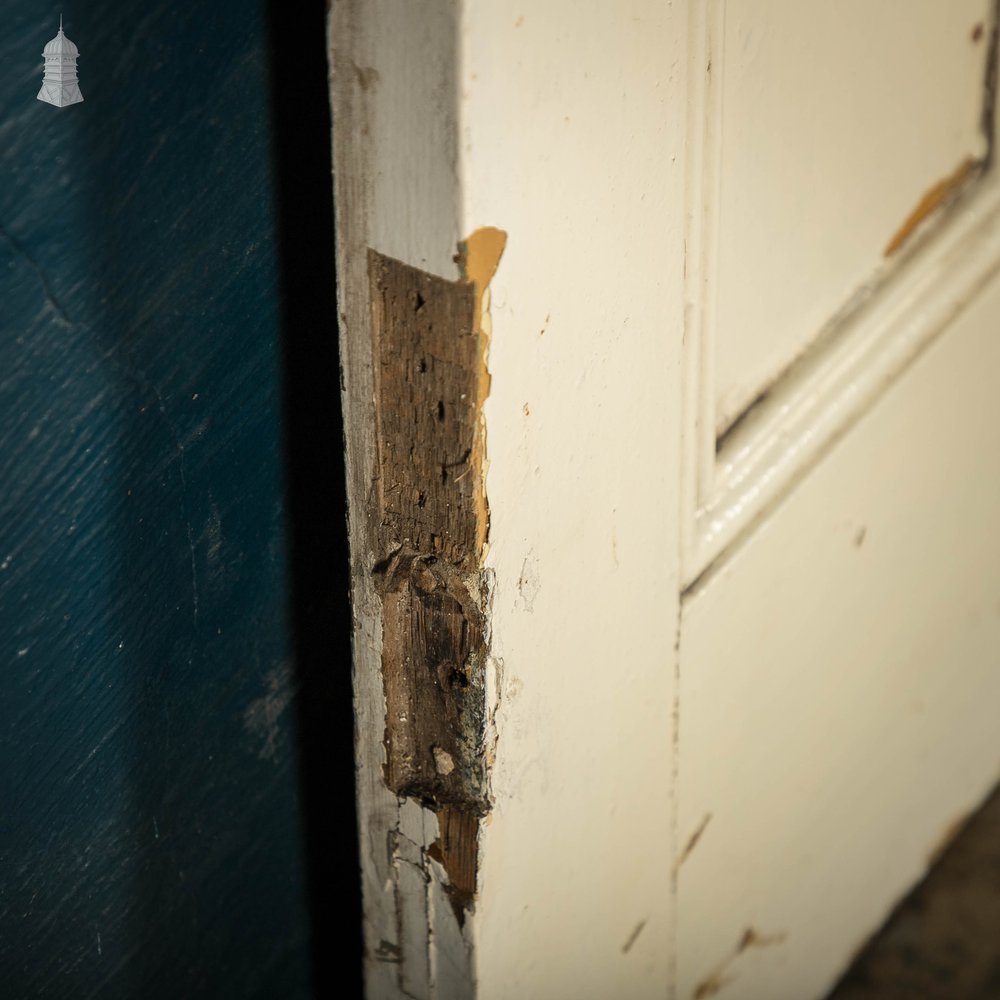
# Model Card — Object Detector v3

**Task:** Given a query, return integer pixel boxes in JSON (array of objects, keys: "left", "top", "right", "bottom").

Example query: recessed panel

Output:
[
  {"left": 680, "top": 269, "right": 1000, "bottom": 1000},
  {"left": 713, "top": 0, "right": 991, "bottom": 434}
]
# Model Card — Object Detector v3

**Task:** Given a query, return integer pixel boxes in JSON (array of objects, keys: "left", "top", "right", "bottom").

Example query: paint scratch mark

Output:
[
  {"left": 736, "top": 927, "right": 787, "bottom": 952},
  {"left": 693, "top": 970, "right": 733, "bottom": 999},
  {"left": 516, "top": 551, "right": 540, "bottom": 612},
  {"left": 676, "top": 812, "right": 713, "bottom": 872},
  {"left": 883, "top": 157, "right": 980, "bottom": 257},
  {"left": 622, "top": 918, "right": 647, "bottom": 954},
  {"left": 692, "top": 927, "right": 788, "bottom": 999}
]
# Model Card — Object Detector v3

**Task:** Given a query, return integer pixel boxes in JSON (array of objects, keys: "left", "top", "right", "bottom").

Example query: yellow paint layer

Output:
[
  {"left": 457, "top": 226, "right": 508, "bottom": 557},
  {"left": 884, "top": 156, "right": 980, "bottom": 257}
]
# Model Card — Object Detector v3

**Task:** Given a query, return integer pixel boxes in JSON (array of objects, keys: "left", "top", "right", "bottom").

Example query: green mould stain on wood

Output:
[{"left": 368, "top": 230, "right": 506, "bottom": 918}]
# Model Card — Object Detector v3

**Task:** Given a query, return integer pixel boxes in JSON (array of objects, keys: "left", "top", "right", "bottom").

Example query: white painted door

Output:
[{"left": 330, "top": 3, "right": 1000, "bottom": 998}]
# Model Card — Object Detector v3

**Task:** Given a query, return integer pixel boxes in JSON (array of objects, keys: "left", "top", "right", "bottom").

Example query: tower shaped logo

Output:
[{"left": 37, "top": 16, "right": 84, "bottom": 108}]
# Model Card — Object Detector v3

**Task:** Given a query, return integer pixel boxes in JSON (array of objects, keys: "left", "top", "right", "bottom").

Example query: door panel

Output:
[
  {"left": 678, "top": 270, "right": 1000, "bottom": 1000},
  {"left": 682, "top": 1, "right": 1000, "bottom": 588},
  {"left": 709, "top": 0, "right": 991, "bottom": 435},
  {"left": 678, "top": 4, "right": 1000, "bottom": 997}
]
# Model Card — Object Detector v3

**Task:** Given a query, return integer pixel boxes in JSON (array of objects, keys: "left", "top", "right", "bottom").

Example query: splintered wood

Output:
[{"left": 368, "top": 249, "right": 489, "bottom": 817}]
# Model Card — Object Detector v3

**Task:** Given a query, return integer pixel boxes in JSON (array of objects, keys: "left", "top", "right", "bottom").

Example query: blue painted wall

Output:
[{"left": 0, "top": 3, "right": 351, "bottom": 996}]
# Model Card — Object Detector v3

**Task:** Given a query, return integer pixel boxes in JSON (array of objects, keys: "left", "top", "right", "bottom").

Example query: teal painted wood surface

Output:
[{"left": 0, "top": 3, "right": 353, "bottom": 995}]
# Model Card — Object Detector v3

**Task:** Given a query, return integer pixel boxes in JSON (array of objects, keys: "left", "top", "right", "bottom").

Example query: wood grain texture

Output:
[
  {"left": 379, "top": 553, "right": 487, "bottom": 811},
  {"left": 368, "top": 248, "right": 492, "bottom": 941},
  {"left": 369, "top": 252, "right": 488, "bottom": 814},
  {"left": 370, "top": 251, "right": 480, "bottom": 568},
  {"left": 429, "top": 808, "right": 480, "bottom": 921}
]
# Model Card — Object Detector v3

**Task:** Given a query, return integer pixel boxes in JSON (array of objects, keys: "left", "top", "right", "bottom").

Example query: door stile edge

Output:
[{"left": 328, "top": 3, "right": 479, "bottom": 997}]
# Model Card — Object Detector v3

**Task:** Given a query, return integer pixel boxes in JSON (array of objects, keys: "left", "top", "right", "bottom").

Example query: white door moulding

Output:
[{"left": 680, "top": 0, "right": 1000, "bottom": 591}]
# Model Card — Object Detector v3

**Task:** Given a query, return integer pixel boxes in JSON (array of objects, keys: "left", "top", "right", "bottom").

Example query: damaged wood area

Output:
[
  {"left": 368, "top": 232, "right": 505, "bottom": 919},
  {"left": 379, "top": 547, "right": 488, "bottom": 810}
]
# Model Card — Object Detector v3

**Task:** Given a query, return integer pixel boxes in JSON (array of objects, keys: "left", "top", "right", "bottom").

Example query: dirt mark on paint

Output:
[
  {"left": 692, "top": 927, "right": 788, "bottom": 998},
  {"left": 622, "top": 918, "right": 647, "bottom": 954},
  {"left": 516, "top": 551, "right": 540, "bottom": 612},
  {"left": 676, "top": 812, "right": 713, "bottom": 872}
]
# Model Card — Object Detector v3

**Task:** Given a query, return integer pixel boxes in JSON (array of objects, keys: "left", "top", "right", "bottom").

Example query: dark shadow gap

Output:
[
  {"left": 825, "top": 780, "right": 1000, "bottom": 999},
  {"left": 263, "top": 3, "right": 363, "bottom": 997}
]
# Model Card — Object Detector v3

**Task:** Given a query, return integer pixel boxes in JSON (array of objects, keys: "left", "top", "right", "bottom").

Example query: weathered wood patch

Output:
[
  {"left": 428, "top": 806, "right": 480, "bottom": 918},
  {"left": 379, "top": 548, "right": 487, "bottom": 810},
  {"left": 368, "top": 249, "right": 488, "bottom": 814},
  {"left": 369, "top": 250, "right": 482, "bottom": 570}
]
